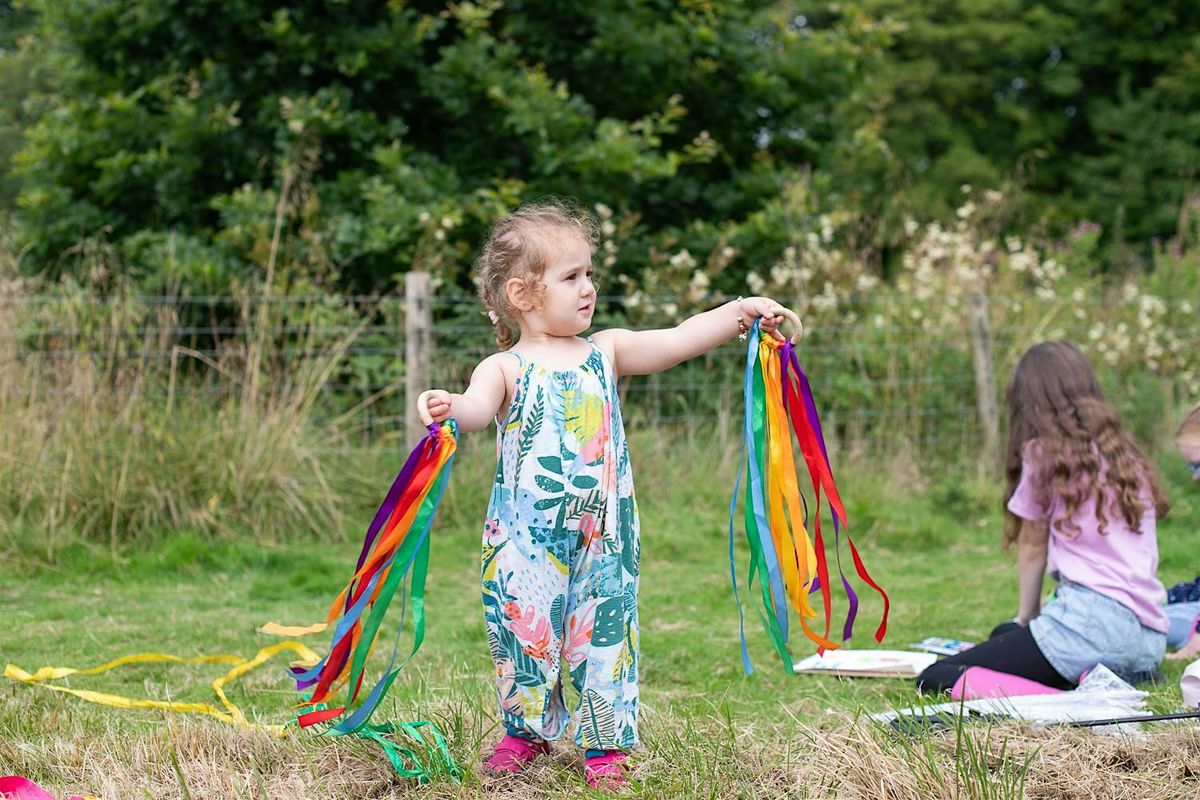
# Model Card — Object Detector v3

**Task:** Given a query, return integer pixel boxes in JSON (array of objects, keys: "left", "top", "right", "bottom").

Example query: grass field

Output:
[{"left": 3, "top": 433, "right": 1200, "bottom": 798}]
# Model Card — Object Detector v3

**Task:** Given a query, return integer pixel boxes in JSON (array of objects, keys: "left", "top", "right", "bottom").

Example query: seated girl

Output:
[{"left": 917, "top": 341, "right": 1170, "bottom": 693}]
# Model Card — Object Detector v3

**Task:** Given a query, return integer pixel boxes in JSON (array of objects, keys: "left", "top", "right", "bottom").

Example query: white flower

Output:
[
  {"left": 856, "top": 274, "right": 879, "bottom": 291},
  {"left": 440, "top": 216, "right": 454, "bottom": 230},
  {"left": 811, "top": 283, "right": 838, "bottom": 312},
  {"left": 747, "top": 271, "right": 765, "bottom": 294},
  {"left": 1139, "top": 295, "right": 1165, "bottom": 315},
  {"left": 820, "top": 215, "right": 834, "bottom": 243},
  {"left": 1009, "top": 252, "right": 1032, "bottom": 273},
  {"left": 601, "top": 220, "right": 616, "bottom": 238},
  {"left": 594, "top": 202, "right": 613, "bottom": 220},
  {"left": 418, "top": 211, "right": 432, "bottom": 224},
  {"left": 669, "top": 249, "right": 696, "bottom": 270}
]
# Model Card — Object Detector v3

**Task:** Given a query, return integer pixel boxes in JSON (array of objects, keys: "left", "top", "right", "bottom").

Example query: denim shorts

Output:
[{"left": 1029, "top": 580, "right": 1166, "bottom": 683}]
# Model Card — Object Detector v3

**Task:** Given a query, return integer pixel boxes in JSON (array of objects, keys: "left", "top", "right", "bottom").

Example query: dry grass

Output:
[
  {"left": 0, "top": 258, "right": 368, "bottom": 556},
  {"left": 2, "top": 706, "right": 1199, "bottom": 799}
]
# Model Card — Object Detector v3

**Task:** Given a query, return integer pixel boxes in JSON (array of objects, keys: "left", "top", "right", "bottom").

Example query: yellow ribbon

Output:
[
  {"left": 258, "top": 621, "right": 328, "bottom": 637},
  {"left": 761, "top": 336, "right": 838, "bottom": 651},
  {"left": 4, "top": 641, "right": 319, "bottom": 735}
]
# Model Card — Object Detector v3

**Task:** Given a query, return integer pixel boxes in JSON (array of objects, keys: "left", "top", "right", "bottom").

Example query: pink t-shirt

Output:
[{"left": 1007, "top": 442, "right": 1167, "bottom": 633}]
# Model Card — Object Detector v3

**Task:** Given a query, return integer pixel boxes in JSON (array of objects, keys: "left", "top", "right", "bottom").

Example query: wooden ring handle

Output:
[
  {"left": 416, "top": 390, "right": 436, "bottom": 427},
  {"left": 778, "top": 308, "right": 804, "bottom": 344}
]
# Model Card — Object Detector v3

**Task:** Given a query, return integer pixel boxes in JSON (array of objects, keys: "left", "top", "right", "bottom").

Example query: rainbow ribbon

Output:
[
  {"left": 291, "top": 420, "right": 457, "bottom": 736},
  {"left": 729, "top": 322, "right": 889, "bottom": 674}
]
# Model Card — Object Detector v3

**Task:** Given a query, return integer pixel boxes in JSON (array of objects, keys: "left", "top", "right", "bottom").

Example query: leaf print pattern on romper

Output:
[{"left": 480, "top": 343, "right": 640, "bottom": 749}]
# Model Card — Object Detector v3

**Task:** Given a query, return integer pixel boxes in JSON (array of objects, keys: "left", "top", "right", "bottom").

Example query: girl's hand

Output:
[
  {"left": 738, "top": 296, "right": 788, "bottom": 335},
  {"left": 422, "top": 389, "right": 453, "bottom": 424}
]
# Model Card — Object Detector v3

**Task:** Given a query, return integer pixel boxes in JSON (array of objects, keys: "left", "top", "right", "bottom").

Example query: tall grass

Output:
[
  {"left": 0, "top": 289, "right": 361, "bottom": 558},
  {"left": 0, "top": 195, "right": 392, "bottom": 558}
]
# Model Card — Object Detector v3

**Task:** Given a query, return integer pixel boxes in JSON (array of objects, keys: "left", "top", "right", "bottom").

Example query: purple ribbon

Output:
[{"left": 781, "top": 342, "right": 859, "bottom": 641}]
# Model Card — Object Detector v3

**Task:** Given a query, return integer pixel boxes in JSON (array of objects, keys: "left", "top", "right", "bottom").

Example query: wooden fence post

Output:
[
  {"left": 967, "top": 290, "right": 1000, "bottom": 472},
  {"left": 405, "top": 271, "right": 432, "bottom": 445}
]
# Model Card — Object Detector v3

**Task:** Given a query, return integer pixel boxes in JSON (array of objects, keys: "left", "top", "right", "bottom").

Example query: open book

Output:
[{"left": 793, "top": 649, "right": 938, "bottom": 678}]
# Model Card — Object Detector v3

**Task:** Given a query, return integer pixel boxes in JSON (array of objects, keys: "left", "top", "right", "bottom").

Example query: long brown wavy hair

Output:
[{"left": 1003, "top": 341, "right": 1168, "bottom": 545}]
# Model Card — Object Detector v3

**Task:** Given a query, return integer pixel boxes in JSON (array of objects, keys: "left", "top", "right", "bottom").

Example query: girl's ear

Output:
[{"left": 506, "top": 277, "right": 537, "bottom": 312}]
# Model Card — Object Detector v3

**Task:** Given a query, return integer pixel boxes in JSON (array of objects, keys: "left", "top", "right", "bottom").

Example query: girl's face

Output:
[{"left": 531, "top": 233, "right": 596, "bottom": 336}]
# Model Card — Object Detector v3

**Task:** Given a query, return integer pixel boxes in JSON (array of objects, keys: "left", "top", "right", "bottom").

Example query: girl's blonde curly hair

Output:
[{"left": 475, "top": 198, "right": 599, "bottom": 350}]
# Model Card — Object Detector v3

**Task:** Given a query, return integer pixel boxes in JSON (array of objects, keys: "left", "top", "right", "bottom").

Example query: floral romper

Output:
[{"left": 481, "top": 339, "right": 640, "bottom": 750}]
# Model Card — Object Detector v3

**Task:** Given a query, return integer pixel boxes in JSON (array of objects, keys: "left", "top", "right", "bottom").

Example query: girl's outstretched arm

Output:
[
  {"left": 593, "top": 296, "right": 788, "bottom": 377},
  {"left": 1016, "top": 520, "right": 1050, "bottom": 625},
  {"left": 422, "top": 354, "right": 509, "bottom": 434}
]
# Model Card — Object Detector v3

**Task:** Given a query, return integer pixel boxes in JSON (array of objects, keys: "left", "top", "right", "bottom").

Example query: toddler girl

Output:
[
  {"left": 421, "top": 200, "right": 786, "bottom": 787},
  {"left": 917, "top": 340, "right": 1170, "bottom": 692}
]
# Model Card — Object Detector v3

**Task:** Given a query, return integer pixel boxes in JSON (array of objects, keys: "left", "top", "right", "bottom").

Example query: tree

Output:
[{"left": 5, "top": 0, "right": 868, "bottom": 293}]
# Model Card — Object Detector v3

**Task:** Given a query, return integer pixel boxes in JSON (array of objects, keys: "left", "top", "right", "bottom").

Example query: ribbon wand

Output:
[
  {"left": 729, "top": 309, "right": 889, "bottom": 674},
  {"left": 292, "top": 391, "right": 458, "bottom": 734}
]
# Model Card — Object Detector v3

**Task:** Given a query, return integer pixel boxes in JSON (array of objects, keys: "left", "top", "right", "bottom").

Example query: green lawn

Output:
[{"left": 3, "top": 434, "right": 1199, "bottom": 798}]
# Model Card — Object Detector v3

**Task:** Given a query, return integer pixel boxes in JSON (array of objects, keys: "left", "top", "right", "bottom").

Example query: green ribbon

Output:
[
  {"left": 741, "top": 328, "right": 794, "bottom": 671},
  {"left": 336, "top": 448, "right": 453, "bottom": 734},
  {"left": 355, "top": 720, "right": 463, "bottom": 785},
  {"left": 294, "top": 704, "right": 462, "bottom": 784}
]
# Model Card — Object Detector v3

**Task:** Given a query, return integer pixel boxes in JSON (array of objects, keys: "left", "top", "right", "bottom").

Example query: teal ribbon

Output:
[
  {"left": 730, "top": 322, "right": 794, "bottom": 673},
  {"left": 333, "top": 428, "right": 456, "bottom": 734}
]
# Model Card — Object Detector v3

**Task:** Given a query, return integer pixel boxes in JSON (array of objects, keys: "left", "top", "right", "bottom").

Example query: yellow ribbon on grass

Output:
[{"left": 4, "top": 641, "right": 319, "bottom": 735}]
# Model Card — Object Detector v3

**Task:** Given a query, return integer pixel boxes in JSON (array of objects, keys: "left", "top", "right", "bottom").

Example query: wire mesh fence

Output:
[{"left": 1, "top": 285, "right": 1191, "bottom": 467}]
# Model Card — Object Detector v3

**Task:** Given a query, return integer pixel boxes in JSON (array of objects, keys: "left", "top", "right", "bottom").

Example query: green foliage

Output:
[
  {"left": 813, "top": 0, "right": 1200, "bottom": 260},
  {"left": 7, "top": 0, "right": 858, "bottom": 291},
  {"left": 11, "top": 1, "right": 1195, "bottom": 290}
]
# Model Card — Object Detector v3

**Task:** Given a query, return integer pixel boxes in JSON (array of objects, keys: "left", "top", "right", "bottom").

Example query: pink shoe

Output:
[
  {"left": 483, "top": 734, "right": 551, "bottom": 774},
  {"left": 584, "top": 751, "right": 630, "bottom": 791}
]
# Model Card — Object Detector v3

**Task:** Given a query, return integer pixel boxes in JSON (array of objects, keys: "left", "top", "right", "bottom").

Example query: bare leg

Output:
[{"left": 1167, "top": 631, "right": 1200, "bottom": 661}]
